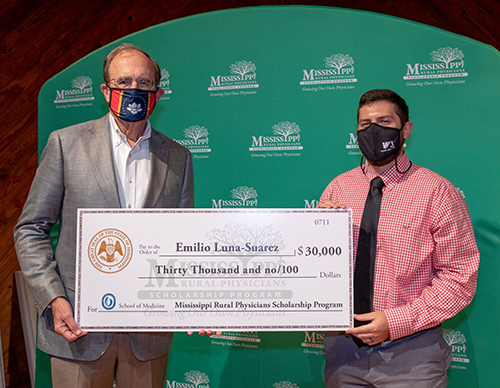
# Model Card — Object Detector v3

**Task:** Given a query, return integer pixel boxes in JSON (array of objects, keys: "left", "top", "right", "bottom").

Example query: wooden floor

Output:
[{"left": 1, "top": 0, "right": 499, "bottom": 386}]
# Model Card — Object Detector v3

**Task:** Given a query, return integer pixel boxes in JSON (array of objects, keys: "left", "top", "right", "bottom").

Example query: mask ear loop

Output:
[
  {"left": 360, "top": 155, "right": 366, "bottom": 174},
  {"left": 395, "top": 122, "right": 412, "bottom": 174},
  {"left": 394, "top": 153, "right": 412, "bottom": 174}
]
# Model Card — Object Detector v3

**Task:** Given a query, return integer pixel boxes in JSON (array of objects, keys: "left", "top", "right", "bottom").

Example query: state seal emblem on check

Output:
[{"left": 88, "top": 228, "right": 133, "bottom": 273}]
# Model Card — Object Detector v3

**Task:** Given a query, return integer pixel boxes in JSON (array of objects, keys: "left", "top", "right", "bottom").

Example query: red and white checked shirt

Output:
[{"left": 320, "top": 153, "right": 479, "bottom": 340}]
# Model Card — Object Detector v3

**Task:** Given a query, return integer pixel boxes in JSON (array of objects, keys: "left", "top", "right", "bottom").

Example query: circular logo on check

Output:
[
  {"left": 88, "top": 228, "right": 133, "bottom": 273},
  {"left": 102, "top": 293, "right": 116, "bottom": 310}
]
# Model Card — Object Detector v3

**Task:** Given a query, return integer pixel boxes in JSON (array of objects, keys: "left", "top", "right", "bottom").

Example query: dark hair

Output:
[
  {"left": 103, "top": 43, "right": 161, "bottom": 87},
  {"left": 357, "top": 89, "right": 409, "bottom": 124}
]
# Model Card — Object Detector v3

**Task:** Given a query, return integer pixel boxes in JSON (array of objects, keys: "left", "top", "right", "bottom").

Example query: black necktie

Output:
[{"left": 354, "top": 176, "right": 385, "bottom": 327}]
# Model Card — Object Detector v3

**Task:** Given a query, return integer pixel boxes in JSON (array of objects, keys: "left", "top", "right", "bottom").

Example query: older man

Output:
[
  {"left": 319, "top": 89, "right": 479, "bottom": 387},
  {"left": 14, "top": 43, "right": 193, "bottom": 388}
]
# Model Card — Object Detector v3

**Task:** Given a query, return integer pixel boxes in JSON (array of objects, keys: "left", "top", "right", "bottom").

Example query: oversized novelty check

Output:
[{"left": 75, "top": 209, "right": 353, "bottom": 331}]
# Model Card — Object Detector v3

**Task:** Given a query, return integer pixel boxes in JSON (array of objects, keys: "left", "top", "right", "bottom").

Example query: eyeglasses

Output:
[{"left": 108, "top": 77, "right": 155, "bottom": 90}]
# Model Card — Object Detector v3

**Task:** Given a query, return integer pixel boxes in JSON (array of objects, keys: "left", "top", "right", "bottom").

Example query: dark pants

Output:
[{"left": 324, "top": 326, "right": 451, "bottom": 387}]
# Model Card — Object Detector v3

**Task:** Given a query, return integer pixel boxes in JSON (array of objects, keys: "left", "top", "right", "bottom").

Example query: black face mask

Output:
[{"left": 357, "top": 123, "right": 403, "bottom": 162}]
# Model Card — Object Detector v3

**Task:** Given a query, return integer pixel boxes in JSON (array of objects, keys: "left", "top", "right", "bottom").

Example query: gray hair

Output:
[{"left": 103, "top": 43, "right": 161, "bottom": 87}]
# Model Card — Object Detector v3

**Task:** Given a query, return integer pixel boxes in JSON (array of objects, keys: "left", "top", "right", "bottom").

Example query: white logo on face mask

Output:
[
  {"left": 127, "top": 103, "right": 142, "bottom": 114},
  {"left": 382, "top": 140, "right": 395, "bottom": 150}
]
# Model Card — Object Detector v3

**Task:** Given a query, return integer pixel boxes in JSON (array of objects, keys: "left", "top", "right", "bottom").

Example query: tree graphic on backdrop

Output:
[
  {"left": 272, "top": 122, "right": 300, "bottom": 141},
  {"left": 184, "top": 125, "right": 209, "bottom": 144},
  {"left": 430, "top": 47, "right": 464, "bottom": 68},
  {"left": 184, "top": 371, "right": 210, "bottom": 387},
  {"left": 231, "top": 186, "right": 258, "bottom": 206},
  {"left": 72, "top": 76, "right": 92, "bottom": 92},
  {"left": 443, "top": 328, "right": 466, "bottom": 346},
  {"left": 230, "top": 60, "right": 256, "bottom": 77},
  {"left": 324, "top": 54, "right": 354, "bottom": 70},
  {"left": 160, "top": 69, "right": 170, "bottom": 86}
]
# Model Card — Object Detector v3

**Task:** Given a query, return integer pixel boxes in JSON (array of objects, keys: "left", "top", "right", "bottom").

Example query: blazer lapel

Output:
[
  {"left": 143, "top": 128, "right": 169, "bottom": 208},
  {"left": 85, "top": 115, "right": 121, "bottom": 208}
]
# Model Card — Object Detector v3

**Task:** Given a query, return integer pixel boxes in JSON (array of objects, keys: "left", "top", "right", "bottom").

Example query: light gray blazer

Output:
[{"left": 14, "top": 114, "right": 194, "bottom": 361}]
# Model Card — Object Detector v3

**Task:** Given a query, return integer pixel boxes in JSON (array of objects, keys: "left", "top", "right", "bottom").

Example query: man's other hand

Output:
[
  {"left": 317, "top": 200, "right": 346, "bottom": 209},
  {"left": 346, "top": 311, "right": 389, "bottom": 345},
  {"left": 187, "top": 330, "right": 223, "bottom": 336},
  {"left": 50, "top": 297, "right": 87, "bottom": 342}
]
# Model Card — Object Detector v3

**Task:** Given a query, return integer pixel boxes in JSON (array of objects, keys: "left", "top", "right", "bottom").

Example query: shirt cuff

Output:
[{"left": 384, "top": 305, "right": 414, "bottom": 340}]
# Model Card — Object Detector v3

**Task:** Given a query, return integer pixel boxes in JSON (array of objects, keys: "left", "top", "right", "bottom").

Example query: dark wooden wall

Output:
[{"left": 1, "top": 0, "right": 499, "bottom": 386}]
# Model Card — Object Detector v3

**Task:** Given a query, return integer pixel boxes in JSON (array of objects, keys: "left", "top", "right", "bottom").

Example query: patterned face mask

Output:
[{"left": 108, "top": 87, "right": 156, "bottom": 122}]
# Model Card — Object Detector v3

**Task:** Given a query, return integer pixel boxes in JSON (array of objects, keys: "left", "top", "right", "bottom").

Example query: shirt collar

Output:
[
  {"left": 362, "top": 152, "right": 412, "bottom": 189},
  {"left": 108, "top": 114, "right": 152, "bottom": 147}
]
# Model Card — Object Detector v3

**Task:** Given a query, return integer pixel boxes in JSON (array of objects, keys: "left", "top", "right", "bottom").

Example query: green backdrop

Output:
[{"left": 36, "top": 6, "right": 500, "bottom": 387}]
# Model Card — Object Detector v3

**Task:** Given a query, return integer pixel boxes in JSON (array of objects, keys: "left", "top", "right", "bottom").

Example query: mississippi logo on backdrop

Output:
[
  {"left": 166, "top": 370, "right": 210, "bottom": 388},
  {"left": 208, "top": 60, "right": 259, "bottom": 96},
  {"left": 404, "top": 46, "right": 468, "bottom": 86},
  {"left": 301, "top": 331, "right": 325, "bottom": 356},
  {"left": 345, "top": 131, "right": 361, "bottom": 156},
  {"left": 174, "top": 125, "right": 211, "bottom": 159},
  {"left": 443, "top": 328, "right": 471, "bottom": 370},
  {"left": 212, "top": 186, "right": 258, "bottom": 208},
  {"left": 159, "top": 68, "right": 172, "bottom": 99},
  {"left": 54, "top": 75, "right": 95, "bottom": 108},
  {"left": 304, "top": 199, "right": 319, "bottom": 209},
  {"left": 88, "top": 228, "right": 133, "bottom": 273},
  {"left": 249, "top": 121, "right": 303, "bottom": 157},
  {"left": 211, "top": 331, "right": 262, "bottom": 350},
  {"left": 300, "top": 53, "right": 357, "bottom": 92}
]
